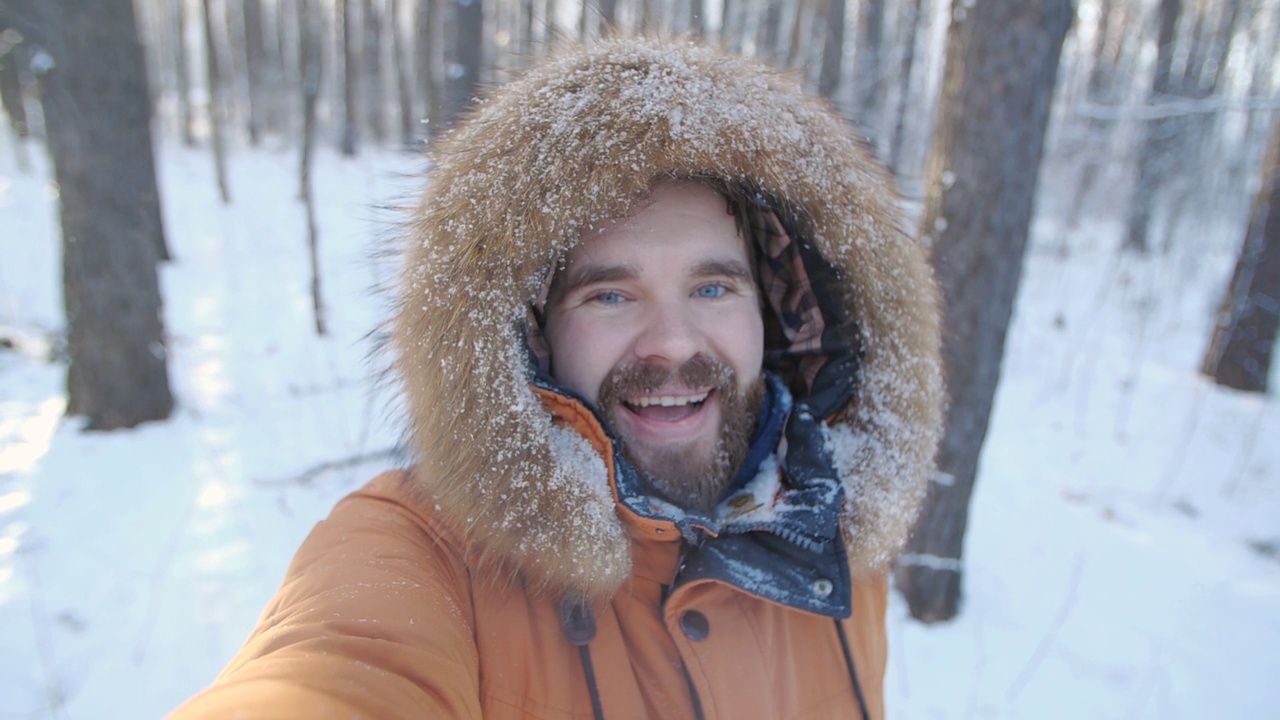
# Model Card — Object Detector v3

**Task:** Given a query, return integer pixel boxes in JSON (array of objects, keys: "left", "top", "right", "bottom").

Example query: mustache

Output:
[{"left": 598, "top": 355, "right": 734, "bottom": 406}]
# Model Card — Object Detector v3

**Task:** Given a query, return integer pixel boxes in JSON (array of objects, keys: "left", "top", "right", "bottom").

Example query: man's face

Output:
[{"left": 543, "top": 181, "right": 766, "bottom": 512}]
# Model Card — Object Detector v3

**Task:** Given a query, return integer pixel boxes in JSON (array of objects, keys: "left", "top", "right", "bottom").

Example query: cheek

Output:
[
  {"left": 720, "top": 310, "right": 765, "bottom": 380},
  {"left": 546, "top": 314, "right": 623, "bottom": 402}
]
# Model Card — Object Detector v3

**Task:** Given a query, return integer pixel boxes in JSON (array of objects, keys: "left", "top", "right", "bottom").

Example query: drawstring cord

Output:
[
  {"left": 560, "top": 595, "right": 605, "bottom": 720},
  {"left": 835, "top": 619, "right": 871, "bottom": 720},
  {"left": 562, "top": 596, "right": 867, "bottom": 720}
]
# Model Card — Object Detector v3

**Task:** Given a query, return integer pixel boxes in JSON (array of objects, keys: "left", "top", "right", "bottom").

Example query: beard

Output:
[{"left": 597, "top": 355, "right": 765, "bottom": 515}]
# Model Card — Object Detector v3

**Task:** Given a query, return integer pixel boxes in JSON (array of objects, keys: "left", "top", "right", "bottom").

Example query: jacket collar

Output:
[{"left": 533, "top": 371, "right": 852, "bottom": 618}]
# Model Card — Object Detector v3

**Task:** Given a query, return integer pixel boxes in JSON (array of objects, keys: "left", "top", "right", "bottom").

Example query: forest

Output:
[{"left": 0, "top": 0, "right": 1278, "bottom": 716}]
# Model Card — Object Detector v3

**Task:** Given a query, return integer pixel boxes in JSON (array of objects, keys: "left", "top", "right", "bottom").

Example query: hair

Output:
[{"left": 670, "top": 174, "right": 772, "bottom": 285}]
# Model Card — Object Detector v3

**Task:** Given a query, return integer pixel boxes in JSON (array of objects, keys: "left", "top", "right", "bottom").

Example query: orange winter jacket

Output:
[{"left": 172, "top": 471, "right": 889, "bottom": 719}]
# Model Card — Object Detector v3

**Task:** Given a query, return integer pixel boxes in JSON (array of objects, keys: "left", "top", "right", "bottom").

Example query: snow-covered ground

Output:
[{"left": 1, "top": 137, "right": 1277, "bottom": 719}]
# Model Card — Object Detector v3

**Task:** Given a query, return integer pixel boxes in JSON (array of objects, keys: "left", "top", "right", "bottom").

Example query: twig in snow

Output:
[
  {"left": 1152, "top": 383, "right": 1206, "bottom": 505},
  {"left": 1006, "top": 553, "right": 1087, "bottom": 703},
  {"left": 253, "top": 447, "right": 401, "bottom": 487},
  {"left": 1222, "top": 402, "right": 1270, "bottom": 497}
]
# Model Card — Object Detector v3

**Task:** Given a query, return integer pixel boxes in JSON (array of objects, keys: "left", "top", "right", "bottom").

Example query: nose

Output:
[{"left": 631, "top": 300, "right": 701, "bottom": 365}]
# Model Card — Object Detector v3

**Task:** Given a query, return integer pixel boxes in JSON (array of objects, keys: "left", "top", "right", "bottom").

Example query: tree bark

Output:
[
  {"left": 817, "top": 0, "right": 845, "bottom": 99},
  {"left": 599, "top": 0, "right": 618, "bottom": 35},
  {"left": 298, "top": 0, "right": 326, "bottom": 335},
  {"left": 243, "top": 0, "right": 268, "bottom": 144},
  {"left": 175, "top": 0, "right": 197, "bottom": 146},
  {"left": 363, "top": 0, "right": 385, "bottom": 143},
  {"left": 1123, "top": 0, "right": 1182, "bottom": 253},
  {"left": 1202, "top": 118, "right": 1280, "bottom": 393},
  {"left": 391, "top": 0, "right": 415, "bottom": 146},
  {"left": 202, "top": 0, "right": 231, "bottom": 202},
  {"left": 444, "top": 0, "right": 482, "bottom": 130},
  {"left": 852, "top": 0, "right": 886, "bottom": 138},
  {"left": 40, "top": 0, "right": 174, "bottom": 429},
  {"left": 416, "top": 0, "right": 443, "bottom": 135},
  {"left": 0, "top": 18, "right": 30, "bottom": 137},
  {"left": 689, "top": 0, "right": 704, "bottom": 38},
  {"left": 897, "top": 0, "right": 1072, "bottom": 623},
  {"left": 340, "top": 0, "right": 358, "bottom": 155}
]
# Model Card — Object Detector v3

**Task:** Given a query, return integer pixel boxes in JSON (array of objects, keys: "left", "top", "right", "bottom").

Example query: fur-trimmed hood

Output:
[{"left": 392, "top": 38, "right": 944, "bottom": 601}]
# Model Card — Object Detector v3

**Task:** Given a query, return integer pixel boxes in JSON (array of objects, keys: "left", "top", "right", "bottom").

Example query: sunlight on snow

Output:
[
  {"left": 196, "top": 482, "right": 230, "bottom": 509},
  {"left": 190, "top": 335, "right": 232, "bottom": 412},
  {"left": 0, "top": 491, "right": 32, "bottom": 514},
  {"left": 0, "top": 397, "right": 64, "bottom": 474},
  {"left": 193, "top": 541, "right": 250, "bottom": 574},
  {"left": 0, "top": 527, "right": 21, "bottom": 606}
]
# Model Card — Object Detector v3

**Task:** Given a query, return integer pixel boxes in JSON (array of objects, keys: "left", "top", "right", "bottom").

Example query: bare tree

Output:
[
  {"left": 175, "top": 0, "right": 197, "bottom": 146},
  {"left": 444, "top": 0, "right": 482, "bottom": 129},
  {"left": 852, "top": 0, "right": 886, "bottom": 138},
  {"left": 817, "top": 0, "right": 845, "bottom": 99},
  {"left": 416, "top": 0, "right": 444, "bottom": 135},
  {"left": 897, "top": 0, "right": 1073, "bottom": 623},
  {"left": 1124, "top": 0, "right": 1241, "bottom": 253},
  {"left": 242, "top": 0, "right": 268, "bottom": 144},
  {"left": 599, "top": 0, "right": 619, "bottom": 35},
  {"left": 40, "top": 0, "right": 175, "bottom": 429},
  {"left": 391, "top": 0, "right": 416, "bottom": 146},
  {"left": 0, "top": 15, "right": 31, "bottom": 139},
  {"left": 1202, "top": 118, "right": 1280, "bottom": 393},
  {"left": 340, "top": 0, "right": 358, "bottom": 155},
  {"left": 298, "top": 0, "right": 327, "bottom": 334},
  {"left": 202, "top": 0, "right": 231, "bottom": 202},
  {"left": 363, "top": 0, "right": 385, "bottom": 143}
]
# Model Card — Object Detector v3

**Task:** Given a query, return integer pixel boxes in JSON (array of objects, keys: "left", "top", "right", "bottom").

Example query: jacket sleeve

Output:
[{"left": 169, "top": 472, "right": 482, "bottom": 719}]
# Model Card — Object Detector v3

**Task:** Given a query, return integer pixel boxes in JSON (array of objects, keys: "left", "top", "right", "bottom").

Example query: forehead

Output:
[{"left": 564, "top": 181, "right": 746, "bottom": 268}]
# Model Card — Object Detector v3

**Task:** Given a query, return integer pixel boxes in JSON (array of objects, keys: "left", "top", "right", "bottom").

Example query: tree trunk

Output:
[
  {"left": 391, "top": 0, "right": 415, "bottom": 146},
  {"left": 175, "top": 0, "right": 197, "bottom": 146},
  {"left": 887, "top": 0, "right": 927, "bottom": 175},
  {"left": 758, "top": 0, "right": 783, "bottom": 62},
  {"left": 897, "top": 0, "right": 1072, "bottom": 623},
  {"left": 202, "top": 0, "right": 231, "bottom": 202},
  {"left": 599, "top": 0, "right": 618, "bottom": 35},
  {"left": 0, "top": 19, "right": 30, "bottom": 138},
  {"left": 1202, "top": 118, "right": 1280, "bottom": 393},
  {"left": 817, "top": 0, "right": 845, "bottom": 99},
  {"left": 340, "top": 0, "right": 358, "bottom": 155},
  {"left": 444, "top": 0, "right": 482, "bottom": 130},
  {"left": 40, "top": 0, "right": 175, "bottom": 430},
  {"left": 689, "top": 0, "right": 704, "bottom": 37},
  {"left": 243, "top": 0, "right": 267, "bottom": 144},
  {"left": 416, "top": 0, "right": 444, "bottom": 135},
  {"left": 1123, "top": 0, "right": 1182, "bottom": 254},
  {"left": 852, "top": 0, "right": 886, "bottom": 138},
  {"left": 298, "top": 0, "right": 327, "bottom": 335},
  {"left": 364, "top": 0, "right": 385, "bottom": 143}
]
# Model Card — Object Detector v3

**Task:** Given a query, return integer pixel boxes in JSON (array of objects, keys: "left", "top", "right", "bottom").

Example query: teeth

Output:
[{"left": 630, "top": 392, "right": 709, "bottom": 408}]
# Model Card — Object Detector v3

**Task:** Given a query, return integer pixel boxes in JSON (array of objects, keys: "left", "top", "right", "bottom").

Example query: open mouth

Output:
[{"left": 622, "top": 390, "right": 711, "bottom": 422}]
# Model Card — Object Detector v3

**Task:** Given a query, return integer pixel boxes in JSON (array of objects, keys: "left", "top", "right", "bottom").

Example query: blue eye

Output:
[
  {"left": 696, "top": 284, "right": 727, "bottom": 299},
  {"left": 593, "top": 291, "right": 625, "bottom": 304}
]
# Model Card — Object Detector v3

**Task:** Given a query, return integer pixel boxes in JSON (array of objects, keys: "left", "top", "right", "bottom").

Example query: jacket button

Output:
[
  {"left": 680, "top": 610, "right": 710, "bottom": 641},
  {"left": 813, "top": 579, "right": 834, "bottom": 598}
]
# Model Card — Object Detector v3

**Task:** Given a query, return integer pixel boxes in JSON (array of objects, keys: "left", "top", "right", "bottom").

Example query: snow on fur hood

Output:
[{"left": 391, "top": 38, "right": 944, "bottom": 600}]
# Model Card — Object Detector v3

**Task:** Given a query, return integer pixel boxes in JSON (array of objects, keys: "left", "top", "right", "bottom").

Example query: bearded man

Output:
[{"left": 173, "top": 38, "right": 944, "bottom": 720}]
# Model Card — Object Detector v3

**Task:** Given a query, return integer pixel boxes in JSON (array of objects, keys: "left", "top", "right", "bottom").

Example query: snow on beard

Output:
[{"left": 598, "top": 355, "right": 765, "bottom": 514}]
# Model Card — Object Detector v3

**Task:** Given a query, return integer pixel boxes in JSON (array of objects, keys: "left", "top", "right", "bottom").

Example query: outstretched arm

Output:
[{"left": 170, "top": 472, "right": 481, "bottom": 719}]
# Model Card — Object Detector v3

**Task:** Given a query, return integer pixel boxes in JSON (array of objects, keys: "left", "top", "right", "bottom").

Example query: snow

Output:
[{"left": 1, "top": 136, "right": 1278, "bottom": 719}]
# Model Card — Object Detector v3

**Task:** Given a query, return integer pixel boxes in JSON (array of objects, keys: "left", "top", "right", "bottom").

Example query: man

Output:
[{"left": 173, "top": 38, "right": 943, "bottom": 719}]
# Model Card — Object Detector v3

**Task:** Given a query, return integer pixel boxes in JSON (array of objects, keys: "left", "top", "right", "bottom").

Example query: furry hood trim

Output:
[{"left": 392, "top": 38, "right": 945, "bottom": 600}]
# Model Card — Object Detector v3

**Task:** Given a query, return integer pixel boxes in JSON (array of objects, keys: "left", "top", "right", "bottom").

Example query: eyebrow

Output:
[
  {"left": 555, "top": 263, "right": 639, "bottom": 299},
  {"left": 690, "top": 259, "right": 753, "bottom": 282}
]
